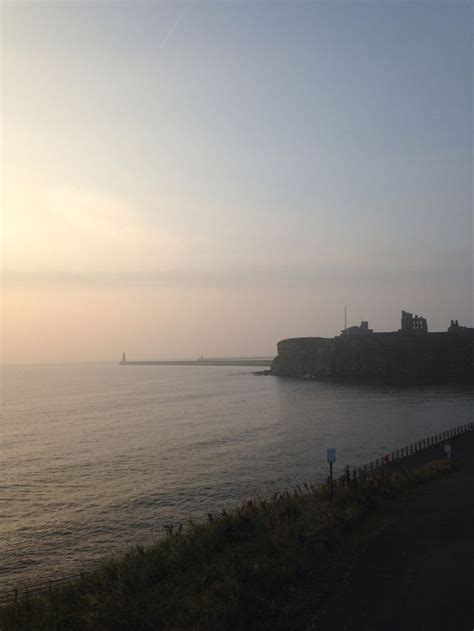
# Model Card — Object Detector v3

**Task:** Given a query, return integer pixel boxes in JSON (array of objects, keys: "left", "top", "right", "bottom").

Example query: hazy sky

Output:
[{"left": 1, "top": 1, "right": 472, "bottom": 363}]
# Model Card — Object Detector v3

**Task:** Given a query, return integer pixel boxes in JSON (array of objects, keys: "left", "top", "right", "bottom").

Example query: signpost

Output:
[{"left": 327, "top": 448, "right": 336, "bottom": 499}]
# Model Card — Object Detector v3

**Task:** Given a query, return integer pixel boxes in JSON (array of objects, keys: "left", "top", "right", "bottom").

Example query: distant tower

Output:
[
  {"left": 344, "top": 306, "right": 347, "bottom": 330},
  {"left": 120, "top": 352, "right": 127, "bottom": 365}
]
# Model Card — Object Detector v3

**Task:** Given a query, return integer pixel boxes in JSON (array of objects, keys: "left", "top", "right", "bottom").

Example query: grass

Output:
[{"left": 1, "top": 459, "right": 454, "bottom": 631}]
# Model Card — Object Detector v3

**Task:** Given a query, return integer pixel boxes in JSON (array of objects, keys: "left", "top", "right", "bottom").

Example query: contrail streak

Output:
[{"left": 159, "top": 2, "right": 193, "bottom": 50}]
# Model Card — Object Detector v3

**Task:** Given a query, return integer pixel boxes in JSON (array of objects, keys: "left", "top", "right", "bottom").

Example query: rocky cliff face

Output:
[{"left": 271, "top": 333, "right": 474, "bottom": 384}]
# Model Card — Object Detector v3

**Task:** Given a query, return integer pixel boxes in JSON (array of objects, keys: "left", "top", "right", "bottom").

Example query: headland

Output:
[{"left": 271, "top": 311, "right": 474, "bottom": 384}]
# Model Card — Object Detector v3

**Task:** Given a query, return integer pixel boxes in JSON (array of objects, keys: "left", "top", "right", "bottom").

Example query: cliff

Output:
[{"left": 271, "top": 332, "right": 474, "bottom": 384}]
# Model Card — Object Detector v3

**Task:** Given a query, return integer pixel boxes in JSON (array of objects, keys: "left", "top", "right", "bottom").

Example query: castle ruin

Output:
[{"left": 400, "top": 310, "right": 428, "bottom": 334}]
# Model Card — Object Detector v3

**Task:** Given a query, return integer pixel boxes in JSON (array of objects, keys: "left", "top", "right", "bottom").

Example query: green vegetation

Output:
[{"left": 1, "top": 460, "right": 453, "bottom": 631}]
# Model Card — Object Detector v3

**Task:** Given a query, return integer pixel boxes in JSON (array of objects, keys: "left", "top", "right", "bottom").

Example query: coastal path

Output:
[{"left": 317, "top": 430, "right": 474, "bottom": 631}]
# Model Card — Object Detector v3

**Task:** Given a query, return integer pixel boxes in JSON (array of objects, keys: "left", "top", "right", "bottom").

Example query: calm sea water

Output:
[{"left": 1, "top": 363, "right": 473, "bottom": 588}]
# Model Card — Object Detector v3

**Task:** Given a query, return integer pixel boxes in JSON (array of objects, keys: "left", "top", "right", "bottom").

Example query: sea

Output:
[{"left": 1, "top": 362, "right": 473, "bottom": 589}]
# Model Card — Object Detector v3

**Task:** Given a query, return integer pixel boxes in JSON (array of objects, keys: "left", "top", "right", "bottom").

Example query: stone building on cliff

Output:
[
  {"left": 400, "top": 310, "right": 428, "bottom": 334},
  {"left": 448, "top": 320, "right": 474, "bottom": 336},
  {"left": 341, "top": 321, "right": 373, "bottom": 336}
]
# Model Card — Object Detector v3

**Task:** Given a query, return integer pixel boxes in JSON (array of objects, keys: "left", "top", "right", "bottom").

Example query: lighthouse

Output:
[{"left": 120, "top": 352, "right": 127, "bottom": 365}]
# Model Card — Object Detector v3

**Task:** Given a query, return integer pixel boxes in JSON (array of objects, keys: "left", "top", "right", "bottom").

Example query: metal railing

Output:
[
  {"left": 337, "top": 421, "right": 474, "bottom": 485},
  {"left": 0, "top": 572, "right": 87, "bottom": 605},
  {"left": 2, "top": 421, "right": 473, "bottom": 605}
]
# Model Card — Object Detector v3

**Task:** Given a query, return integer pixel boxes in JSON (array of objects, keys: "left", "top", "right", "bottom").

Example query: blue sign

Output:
[{"left": 327, "top": 448, "right": 336, "bottom": 463}]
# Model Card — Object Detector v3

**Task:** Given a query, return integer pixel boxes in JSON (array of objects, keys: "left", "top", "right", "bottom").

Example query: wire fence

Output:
[{"left": 2, "top": 421, "right": 473, "bottom": 606}]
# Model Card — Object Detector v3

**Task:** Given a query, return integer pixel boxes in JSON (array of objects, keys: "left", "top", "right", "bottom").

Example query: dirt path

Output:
[{"left": 317, "top": 431, "right": 474, "bottom": 631}]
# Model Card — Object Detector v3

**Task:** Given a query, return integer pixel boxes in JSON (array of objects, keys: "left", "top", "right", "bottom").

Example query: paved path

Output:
[{"left": 317, "top": 431, "right": 474, "bottom": 631}]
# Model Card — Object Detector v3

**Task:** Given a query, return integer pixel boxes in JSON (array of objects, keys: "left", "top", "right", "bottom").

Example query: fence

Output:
[
  {"left": 0, "top": 572, "right": 87, "bottom": 606},
  {"left": 2, "top": 421, "right": 473, "bottom": 605},
  {"left": 337, "top": 421, "right": 474, "bottom": 485}
]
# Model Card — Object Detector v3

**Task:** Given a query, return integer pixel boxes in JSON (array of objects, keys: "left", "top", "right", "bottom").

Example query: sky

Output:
[{"left": 1, "top": 0, "right": 472, "bottom": 364}]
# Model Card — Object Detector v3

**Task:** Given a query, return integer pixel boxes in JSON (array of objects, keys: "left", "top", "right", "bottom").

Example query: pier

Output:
[{"left": 119, "top": 353, "right": 272, "bottom": 368}]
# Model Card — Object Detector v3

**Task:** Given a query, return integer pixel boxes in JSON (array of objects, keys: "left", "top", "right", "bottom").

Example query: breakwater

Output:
[{"left": 120, "top": 357, "right": 272, "bottom": 367}]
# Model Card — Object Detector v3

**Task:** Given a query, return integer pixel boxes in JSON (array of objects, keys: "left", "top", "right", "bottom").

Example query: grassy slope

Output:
[{"left": 1, "top": 460, "right": 454, "bottom": 631}]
